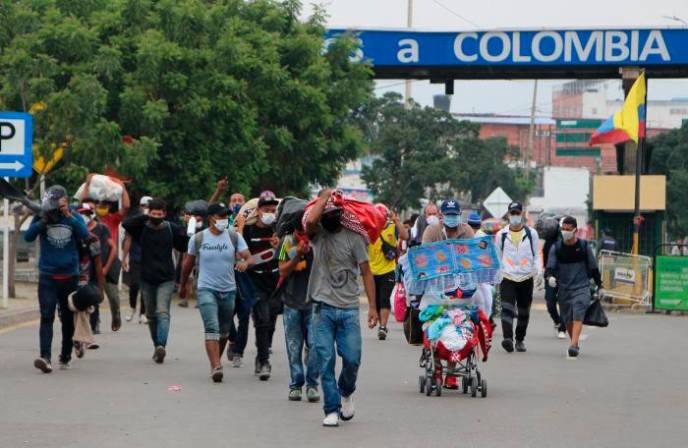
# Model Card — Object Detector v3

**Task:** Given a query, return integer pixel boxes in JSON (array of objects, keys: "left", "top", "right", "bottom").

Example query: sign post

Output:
[
  {"left": 483, "top": 187, "right": 512, "bottom": 219},
  {"left": 0, "top": 112, "right": 34, "bottom": 309}
]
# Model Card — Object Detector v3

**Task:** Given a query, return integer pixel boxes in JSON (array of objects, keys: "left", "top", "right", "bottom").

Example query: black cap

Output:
[
  {"left": 258, "top": 191, "right": 279, "bottom": 208},
  {"left": 207, "top": 202, "right": 230, "bottom": 216},
  {"left": 508, "top": 201, "right": 523, "bottom": 213}
]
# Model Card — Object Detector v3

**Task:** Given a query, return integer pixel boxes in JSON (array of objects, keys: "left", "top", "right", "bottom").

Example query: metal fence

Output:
[{"left": 598, "top": 250, "right": 653, "bottom": 307}]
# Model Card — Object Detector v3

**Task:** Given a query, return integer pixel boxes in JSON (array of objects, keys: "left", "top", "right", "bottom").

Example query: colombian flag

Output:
[{"left": 589, "top": 72, "right": 647, "bottom": 145}]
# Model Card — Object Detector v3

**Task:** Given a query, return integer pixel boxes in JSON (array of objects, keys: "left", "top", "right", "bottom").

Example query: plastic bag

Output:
[
  {"left": 392, "top": 283, "right": 407, "bottom": 323},
  {"left": 583, "top": 299, "right": 609, "bottom": 327},
  {"left": 276, "top": 197, "right": 307, "bottom": 237},
  {"left": 75, "top": 174, "right": 123, "bottom": 202}
]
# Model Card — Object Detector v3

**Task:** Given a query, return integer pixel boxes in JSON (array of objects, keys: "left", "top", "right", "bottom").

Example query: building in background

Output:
[{"left": 336, "top": 157, "right": 374, "bottom": 202}]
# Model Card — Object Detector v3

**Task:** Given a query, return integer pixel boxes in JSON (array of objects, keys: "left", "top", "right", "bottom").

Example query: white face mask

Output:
[
  {"left": 427, "top": 215, "right": 440, "bottom": 227},
  {"left": 214, "top": 219, "right": 229, "bottom": 232},
  {"left": 195, "top": 219, "right": 203, "bottom": 229},
  {"left": 561, "top": 230, "right": 576, "bottom": 241},
  {"left": 261, "top": 213, "right": 276, "bottom": 226},
  {"left": 81, "top": 214, "right": 92, "bottom": 224},
  {"left": 142, "top": 208, "right": 149, "bottom": 216},
  {"left": 509, "top": 215, "right": 523, "bottom": 226}
]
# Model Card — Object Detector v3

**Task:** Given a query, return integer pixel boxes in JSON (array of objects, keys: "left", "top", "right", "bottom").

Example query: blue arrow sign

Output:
[{"left": 0, "top": 112, "right": 33, "bottom": 178}]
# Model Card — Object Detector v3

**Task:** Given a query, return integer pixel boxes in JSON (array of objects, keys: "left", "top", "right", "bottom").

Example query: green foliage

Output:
[
  {"left": 648, "top": 122, "right": 688, "bottom": 237},
  {"left": 0, "top": 0, "right": 372, "bottom": 205},
  {"left": 360, "top": 93, "right": 532, "bottom": 212}
]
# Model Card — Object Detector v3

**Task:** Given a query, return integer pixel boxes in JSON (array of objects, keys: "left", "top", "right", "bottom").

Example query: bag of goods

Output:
[
  {"left": 275, "top": 197, "right": 307, "bottom": 237},
  {"left": 74, "top": 174, "right": 123, "bottom": 202},
  {"left": 535, "top": 215, "right": 560, "bottom": 241}
]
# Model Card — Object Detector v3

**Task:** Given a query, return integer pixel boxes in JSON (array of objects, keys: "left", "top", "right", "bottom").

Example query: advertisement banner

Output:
[{"left": 655, "top": 256, "right": 688, "bottom": 311}]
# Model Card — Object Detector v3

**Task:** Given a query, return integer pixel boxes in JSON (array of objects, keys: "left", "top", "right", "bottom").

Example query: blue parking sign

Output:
[{"left": 0, "top": 112, "right": 33, "bottom": 178}]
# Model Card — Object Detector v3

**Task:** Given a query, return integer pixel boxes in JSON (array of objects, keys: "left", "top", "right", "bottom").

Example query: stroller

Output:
[{"left": 417, "top": 299, "right": 493, "bottom": 398}]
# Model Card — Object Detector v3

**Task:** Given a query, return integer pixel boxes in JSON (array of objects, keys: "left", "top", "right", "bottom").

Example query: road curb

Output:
[{"left": 0, "top": 307, "right": 39, "bottom": 329}]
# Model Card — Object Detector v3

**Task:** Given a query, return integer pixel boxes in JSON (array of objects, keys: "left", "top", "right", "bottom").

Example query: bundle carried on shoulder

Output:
[
  {"left": 275, "top": 196, "right": 307, "bottom": 237},
  {"left": 74, "top": 174, "right": 124, "bottom": 202},
  {"left": 302, "top": 190, "right": 386, "bottom": 243},
  {"left": 536, "top": 215, "right": 561, "bottom": 241},
  {"left": 184, "top": 200, "right": 209, "bottom": 217}
]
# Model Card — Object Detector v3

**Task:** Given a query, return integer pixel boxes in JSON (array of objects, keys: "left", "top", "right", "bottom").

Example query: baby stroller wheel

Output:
[
  {"left": 480, "top": 379, "right": 487, "bottom": 398},
  {"left": 426, "top": 378, "right": 434, "bottom": 396},
  {"left": 470, "top": 377, "right": 478, "bottom": 397},
  {"left": 419, "top": 376, "right": 426, "bottom": 394},
  {"left": 462, "top": 377, "right": 469, "bottom": 394}
]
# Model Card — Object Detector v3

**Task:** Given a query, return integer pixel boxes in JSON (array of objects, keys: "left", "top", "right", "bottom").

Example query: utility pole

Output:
[
  {"left": 404, "top": 0, "right": 413, "bottom": 109},
  {"left": 525, "top": 79, "right": 538, "bottom": 180}
]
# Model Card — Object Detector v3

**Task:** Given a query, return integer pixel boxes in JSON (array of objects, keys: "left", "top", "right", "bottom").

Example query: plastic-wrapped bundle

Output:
[
  {"left": 74, "top": 175, "right": 123, "bottom": 202},
  {"left": 275, "top": 197, "right": 307, "bottom": 237},
  {"left": 535, "top": 215, "right": 561, "bottom": 241}
]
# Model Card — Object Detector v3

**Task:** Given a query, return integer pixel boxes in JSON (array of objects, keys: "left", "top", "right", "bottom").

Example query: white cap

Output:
[{"left": 140, "top": 196, "right": 153, "bottom": 206}]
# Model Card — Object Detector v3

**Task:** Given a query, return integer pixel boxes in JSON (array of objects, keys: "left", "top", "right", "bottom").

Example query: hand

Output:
[
  {"left": 216, "top": 177, "right": 228, "bottom": 193},
  {"left": 597, "top": 288, "right": 606, "bottom": 299},
  {"left": 391, "top": 212, "right": 401, "bottom": 224},
  {"left": 296, "top": 240, "right": 310, "bottom": 256},
  {"left": 270, "top": 235, "right": 280, "bottom": 249},
  {"left": 236, "top": 260, "right": 249, "bottom": 272},
  {"left": 179, "top": 283, "right": 188, "bottom": 299},
  {"left": 103, "top": 263, "right": 112, "bottom": 275},
  {"left": 368, "top": 307, "right": 379, "bottom": 329},
  {"left": 548, "top": 277, "right": 557, "bottom": 288},
  {"left": 319, "top": 188, "right": 333, "bottom": 200},
  {"left": 58, "top": 197, "right": 72, "bottom": 218},
  {"left": 122, "top": 257, "right": 129, "bottom": 273},
  {"left": 535, "top": 275, "right": 544, "bottom": 289}
]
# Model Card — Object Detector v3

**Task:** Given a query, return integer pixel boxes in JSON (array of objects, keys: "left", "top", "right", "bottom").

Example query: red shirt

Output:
[{"left": 100, "top": 213, "right": 123, "bottom": 252}]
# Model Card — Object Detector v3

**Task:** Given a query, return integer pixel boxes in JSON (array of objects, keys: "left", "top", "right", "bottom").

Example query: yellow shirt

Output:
[
  {"left": 510, "top": 229, "right": 523, "bottom": 246},
  {"left": 368, "top": 223, "right": 398, "bottom": 276}
]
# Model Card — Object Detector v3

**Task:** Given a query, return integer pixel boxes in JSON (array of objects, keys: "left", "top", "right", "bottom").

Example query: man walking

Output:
[
  {"left": 495, "top": 201, "right": 542, "bottom": 353},
  {"left": 368, "top": 203, "right": 408, "bottom": 340},
  {"left": 26, "top": 185, "right": 90, "bottom": 373},
  {"left": 305, "top": 189, "right": 378, "bottom": 427},
  {"left": 179, "top": 203, "right": 252, "bottom": 382},
  {"left": 122, "top": 199, "right": 188, "bottom": 363},
  {"left": 546, "top": 216, "right": 603, "bottom": 358},
  {"left": 409, "top": 203, "right": 441, "bottom": 246},
  {"left": 122, "top": 196, "right": 152, "bottom": 324},
  {"left": 542, "top": 222, "right": 567, "bottom": 339}
]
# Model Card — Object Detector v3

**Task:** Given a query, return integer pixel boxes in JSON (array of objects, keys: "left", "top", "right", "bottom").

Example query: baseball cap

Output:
[
  {"left": 467, "top": 212, "right": 482, "bottom": 226},
  {"left": 258, "top": 191, "right": 279, "bottom": 207},
  {"left": 77, "top": 202, "right": 95, "bottom": 214},
  {"left": 207, "top": 202, "right": 230, "bottom": 216},
  {"left": 140, "top": 196, "right": 152, "bottom": 206},
  {"left": 41, "top": 185, "right": 67, "bottom": 212},
  {"left": 440, "top": 199, "right": 461, "bottom": 216},
  {"left": 508, "top": 201, "right": 523, "bottom": 213}
]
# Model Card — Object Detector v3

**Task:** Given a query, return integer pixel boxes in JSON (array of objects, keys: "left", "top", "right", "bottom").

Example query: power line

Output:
[{"left": 428, "top": 0, "right": 480, "bottom": 28}]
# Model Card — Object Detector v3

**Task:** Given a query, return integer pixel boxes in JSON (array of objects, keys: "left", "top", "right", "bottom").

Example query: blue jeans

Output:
[
  {"left": 38, "top": 275, "right": 78, "bottom": 362},
  {"left": 313, "top": 302, "right": 361, "bottom": 415},
  {"left": 141, "top": 281, "right": 175, "bottom": 348},
  {"left": 197, "top": 288, "right": 236, "bottom": 341},
  {"left": 283, "top": 305, "right": 319, "bottom": 390}
]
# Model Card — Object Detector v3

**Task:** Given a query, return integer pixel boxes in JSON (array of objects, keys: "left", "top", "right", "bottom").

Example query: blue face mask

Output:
[
  {"left": 444, "top": 214, "right": 460, "bottom": 229},
  {"left": 231, "top": 203, "right": 242, "bottom": 215}
]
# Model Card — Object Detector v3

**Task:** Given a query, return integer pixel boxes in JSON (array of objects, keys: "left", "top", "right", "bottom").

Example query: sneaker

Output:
[
  {"left": 501, "top": 339, "right": 514, "bottom": 353},
  {"left": 557, "top": 331, "right": 567, "bottom": 339},
  {"left": 254, "top": 357, "right": 261, "bottom": 375},
  {"left": 515, "top": 340, "right": 527, "bottom": 352},
  {"left": 139, "top": 314, "right": 148, "bottom": 325},
  {"left": 74, "top": 342, "right": 85, "bottom": 359},
  {"left": 340, "top": 395, "right": 355, "bottom": 421},
  {"left": 93, "top": 323, "right": 101, "bottom": 335},
  {"left": 88, "top": 343, "right": 100, "bottom": 350},
  {"left": 288, "top": 388, "right": 302, "bottom": 401},
  {"left": 153, "top": 346, "right": 166, "bottom": 364},
  {"left": 126, "top": 311, "right": 135, "bottom": 322},
  {"left": 112, "top": 313, "right": 122, "bottom": 332},
  {"left": 59, "top": 360, "right": 72, "bottom": 370},
  {"left": 34, "top": 358, "right": 52, "bottom": 374},
  {"left": 232, "top": 355, "right": 243, "bottom": 368},
  {"left": 258, "top": 363, "right": 271, "bottom": 381},
  {"left": 178, "top": 299, "right": 189, "bottom": 308},
  {"left": 306, "top": 387, "right": 320, "bottom": 403},
  {"left": 227, "top": 343, "right": 236, "bottom": 361},
  {"left": 211, "top": 366, "right": 224, "bottom": 383},
  {"left": 567, "top": 345, "right": 580, "bottom": 358},
  {"left": 323, "top": 412, "right": 339, "bottom": 427},
  {"left": 377, "top": 326, "right": 388, "bottom": 341}
]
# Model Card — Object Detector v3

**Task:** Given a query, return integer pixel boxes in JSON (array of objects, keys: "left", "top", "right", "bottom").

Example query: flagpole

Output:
[{"left": 631, "top": 72, "right": 648, "bottom": 256}]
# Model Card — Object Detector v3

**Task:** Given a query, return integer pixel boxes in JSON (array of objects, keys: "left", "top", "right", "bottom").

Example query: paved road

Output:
[{"left": 1, "top": 300, "right": 686, "bottom": 448}]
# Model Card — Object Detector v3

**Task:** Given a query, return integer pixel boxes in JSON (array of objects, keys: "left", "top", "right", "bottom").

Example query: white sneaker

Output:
[
  {"left": 323, "top": 413, "right": 339, "bottom": 427},
  {"left": 125, "top": 311, "right": 135, "bottom": 322},
  {"left": 557, "top": 331, "right": 567, "bottom": 339},
  {"left": 340, "top": 395, "right": 354, "bottom": 421},
  {"left": 139, "top": 314, "right": 148, "bottom": 325}
]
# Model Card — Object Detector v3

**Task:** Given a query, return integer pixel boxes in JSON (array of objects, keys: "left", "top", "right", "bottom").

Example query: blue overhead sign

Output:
[
  {"left": 325, "top": 28, "right": 688, "bottom": 79},
  {"left": 0, "top": 112, "right": 33, "bottom": 178}
]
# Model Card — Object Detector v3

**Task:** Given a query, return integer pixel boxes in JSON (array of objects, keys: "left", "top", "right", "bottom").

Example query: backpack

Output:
[
  {"left": 193, "top": 228, "right": 239, "bottom": 253},
  {"left": 501, "top": 226, "right": 535, "bottom": 257}
]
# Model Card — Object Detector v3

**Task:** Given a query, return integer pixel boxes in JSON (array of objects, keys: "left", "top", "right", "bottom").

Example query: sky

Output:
[{"left": 301, "top": 0, "right": 688, "bottom": 116}]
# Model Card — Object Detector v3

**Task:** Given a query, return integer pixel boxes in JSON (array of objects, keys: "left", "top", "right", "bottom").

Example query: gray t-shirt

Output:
[
  {"left": 307, "top": 228, "right": 370, "bottom": 309},
  {"left": 546, "top": 240, "right": 598, "bottom": 292},
  {"left": 188, "top": 229, "right": 248, "bottom": 292}
]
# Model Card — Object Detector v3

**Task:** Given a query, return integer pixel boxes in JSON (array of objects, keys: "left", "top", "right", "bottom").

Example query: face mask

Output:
[
  {"left": 261, "top": 213, "right": 276, "bottom": 226},
  {"left": 321, "top": 210, "right": 342, "bottom": 233},
  {"left": 443, "top": 215, "right": 460, "bottom": 229},
  {"left": 195, "top": 219, "right": 203, "bottom": 229},
  {"left": 232, "top": 204, "right": 242, "bottom": 215},
  {"left": 142, "top": 208, "right": 149, "bottom": 216},
  {"left": 96, "top": 207, "right": 109, "bottom": 218},
  {"left": 562, "top": 230, "right": 576, "bottom": 241},
  {"left": 81, "top": 214, "right": 92, "bottom": 224},
  {"left": 509, "top": 215, "right": 523, "bottom": 226},
  {"left": 427, "top": 215, "right": 440, "bottom": 227},
  {"left": 214, "top": 219, "right": 229, "bottom": 232},
  {"left": 149, "top": 217, "right": 164, "bottom": 226}
]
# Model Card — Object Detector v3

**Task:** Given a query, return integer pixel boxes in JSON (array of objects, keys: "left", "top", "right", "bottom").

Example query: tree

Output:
[
  {"left": 648, "top": 122, "right": 688, "bottom": 237},
  {"left": 360, "top": 93, "right": 532, "bottom": 211}
]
